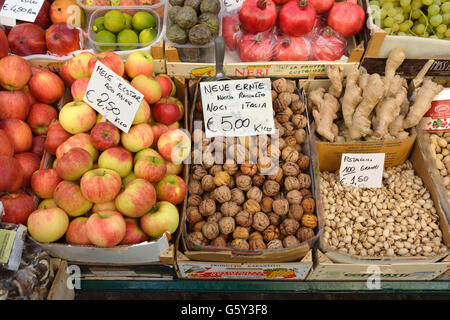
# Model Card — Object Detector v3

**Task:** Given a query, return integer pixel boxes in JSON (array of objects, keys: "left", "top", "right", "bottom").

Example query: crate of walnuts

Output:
[{"left": 178, "top": 78, "right": 321, "bottom": 266}]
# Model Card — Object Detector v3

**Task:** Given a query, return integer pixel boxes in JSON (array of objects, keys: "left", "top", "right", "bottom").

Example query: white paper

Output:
[
  {"left": 0, "top": 15, "right": 16, "bottom": 26},
  {"left": 223, "top": 0, "right": 243, "bottom": 12},
  {"left": 0, "top": 0, "right": 44, "bottom": 23},
  {"left": 83, "top": 61, "right": 143, "bottom": 134},
  {"left": 339, "top": 153, "right": 385, "bottom": 189},
  {"left": 200, "top": 78, "right": 274, "bottom": 138}
]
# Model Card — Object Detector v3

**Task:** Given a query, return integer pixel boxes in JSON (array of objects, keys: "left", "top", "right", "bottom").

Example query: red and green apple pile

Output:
[{"left": 27, "top": 50, "right": 191, "bottom": 248}]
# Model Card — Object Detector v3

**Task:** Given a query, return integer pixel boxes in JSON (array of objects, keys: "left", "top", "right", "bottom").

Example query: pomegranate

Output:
[
  {"left": 308, "top": 0, "right": 334, "bottom": 13},
  {"left": 273, "top": 36, "right": 310, "bottom": 61},
  {"left": 279, "top": 0, "right": 317, "bottom": 37},
  {"left": 238, "top": 0, "right": 277, "bottom": 34},
  {"left": 327, "top": 0, "right": 365, "bottom": 37},
  {"left": 222, "top": 14, "right": 242, "bottom": 51},
  {"left": 237, "top": 32, "right": 274, "bottom": 62},
  {"left": 311, "top": 27, "right": 346, "bottom": 61},
  {"left": 273, "top": 0, "right": 290, "bottom": 4}
]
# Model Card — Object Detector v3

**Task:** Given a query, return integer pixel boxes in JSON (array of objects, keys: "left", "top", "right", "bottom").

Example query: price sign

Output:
[
  {"left": 83, "top": 61, "right": 144, "bottom": 133},
  {"left": 200, "top": 78, "right": 274, "bottom": 138},
  {"left": 0, "top": 0, "right": 44, "bottom": 23},
  {"left": 339, "top": 153, "right": 385, "bottom": 188},
  {"left": 223, "top": 0, "right": 244, "bottom": 12}
]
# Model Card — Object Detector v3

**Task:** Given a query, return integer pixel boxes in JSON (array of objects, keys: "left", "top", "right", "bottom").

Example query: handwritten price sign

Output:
[
  {"left": 200, "top": 78, "right": 274, "bottom": 138},
  {"left": 339, "top": 153, "right": 385, "bottom": 189},
  {"left": 83, "top": 61, "right": 144, "bottom": 133},
  {"left": 223, "top": 0, "right": 244, "bottom": 12},
  {"left": 0, "top": 0, "right": 44, "bottom": 23}
]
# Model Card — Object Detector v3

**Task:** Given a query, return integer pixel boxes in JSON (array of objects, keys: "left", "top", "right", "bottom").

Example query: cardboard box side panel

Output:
[{"left": 47, "top": 260, "right": 75, "bottom": 300}]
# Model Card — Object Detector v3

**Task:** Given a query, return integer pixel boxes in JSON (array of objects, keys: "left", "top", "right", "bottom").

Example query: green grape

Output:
[
  {"left": 442, "top": 2, "right": 450, "bottom": 13},
  {"left": 430, "top": 14, "right": 443, "bottom": 26},
  {"left": 406, "top": 19, "right": 414, "bottom": 27},
  {"left": 418, "top": 16, "right": 427, "bottom": 24},
  {"left": 443, "top": 13, "right": 450, "bottom": 24},
  {"left": 400, "top": 0, "right": 411, "bottom": 6},
  {"left": 413, "top": 23, "right": 426, "bottom": 34},
  {"left": 388, "top": 7, "right": 398, "bottom": 16},
  {"left": 411, "top": 8, "right": 422, "bottom": 18},
  {"left": 433, "top": 0, "right": 441, "bottom": 5},
  {"left": 446, "top": 28, "right": 450, "bottom": 37},
  {"left": 421, "top": 0, "right": 433, "bottom": 5},
  {"left": 398, "top": 31, "right": 409, "bottom": 35},
  {"left": 423, "top": 31, "right": 430, "bottom": 37},
  {"left": 380, "top": 8, "right": 388, "bottom": 18},
  {"left": 411, "top": 0, "right": 423, "bottom": 8},
  {"left": 382, "top": 2, "right": 395, "bottom": 10},
  {"left": 399, "top": 21, "right": 411, "bottom": 30},
  {"left": 393, "top": 1, "right": 400, "bottom": 6},
  {"left": 392, "top": 22, "right": 400, "bottom": 31},
  {"left": 384, "top": 27, "right": 393, "bottom": 34},
  {"left": 402, "top": 5, "right": 412, "bottom": 12},
  {"left": 427, "top": 4, "right": 440, "bottom": 15},
  {"left": 436, "top": 24, "right": 447, "bottom": 34},
  {"left": 394, "top": 13, "right": 405, "bottom": 22},
  {"left": 384, "top": 16, "right": 395, "bottom": 26}
]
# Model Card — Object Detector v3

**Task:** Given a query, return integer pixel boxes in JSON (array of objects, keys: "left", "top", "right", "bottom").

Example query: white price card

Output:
[
  {"left": 0, "top": 15, "right": 16, "bottom": 26},
  {"left": 223, "top": 0, "right": 244, "bottom": 12},
  {"left": 339, "top": 153, "right": 385, "bottom": 189},
  {"left": 200, "top": 78, "right": 275, "bottom": 138},
  {"left": 83, "top": 61, "right": 144, "bottom": 134},
  {"left": 0, "top": 0, "right": 44, "bottom": 23}
]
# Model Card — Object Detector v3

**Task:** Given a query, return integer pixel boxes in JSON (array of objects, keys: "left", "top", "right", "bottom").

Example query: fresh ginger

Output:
[
  {"left": 383, "top": 48, "right": 406, "bottom": 97},
  {"left": 312, "top": 92, "right": 340, "bottom": 142},
  {"left": 341, "top": 65, "right": 362, "bottom": 130},
  {"left": 326, "top": 65, "right": 344, "bottom": 98}
]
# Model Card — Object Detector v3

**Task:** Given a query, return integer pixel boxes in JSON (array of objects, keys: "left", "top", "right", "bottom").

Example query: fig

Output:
[
  {"left": 200, "top": 0, "right": 220, "bottom": 14},
  {"left": 167, "top": 25, "right": 188, "bottom": 44},
  {"left": 188, "top": 23, "right": 212, "bottom": 45},
  {"left": 169, "top": 5, "right": 181, "bottom": 23},
  {"left": 175, "top": 6, "right": 198, "bottom": 29},
  {"left": 169, "top": 0, "right": 184, "bottom": 6},
  {"left": 199, "top": 13, "right": 219, "bottom": 35},
  {"left": 184, "top": 0, "right": 202, "bottom": 12}
]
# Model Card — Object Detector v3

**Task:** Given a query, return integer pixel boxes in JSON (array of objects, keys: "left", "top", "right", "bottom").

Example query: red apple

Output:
[
  {"left": 130, "top": 75, "right": 162, "bottom": 104},
  {"left": 0, "top": 193, "right": 35, "bottom": 225},
  {"left": 0, "top": 155, "right": 24, "bottom": 192},
  {"left": 27, "top": 103, "right": 58, "bottom": 136},
  {"left": 155, "top": 75, "right": 174, "bottom": 98},
  {"left": 166, "top": 161, "right": 183, "bottom": 175},
  {"left": 134, "top": 156, "right": 167, "bottom": 183},
  {"left": 88, "top": 52, "right": 124, "bottom": 77},
  {"left": 0, "top": 119, "right": 33, "bottom": 153},
  {"left": 59, "top": 62, "right": 76, "bottom": 87},
  {"left": 120, "top": 218, "right": 149, "bottom": 245},
  {"left": 0, "top": 129, "right": 14, "bottom": 156},
  {"left": 31, "top": 67, "right": 44, "bottom": 76},
  {"left": 0, "top": 91, "right": 30, "bottom": 121},
  {"left": 85, "top": 210, "right": 126, "bottom": 247},
  {"left": 56, "top": 133, "right": 99, "bottom": 161},
  {"left": 14, "top": 152, "right": 41, "bottom": 187},
  {"left": 157, "top": 129, "right": 191, "bottom": 164},
  {"left": 98, "top": 146, "right": 133, "bottom": 178},
  {"left": 121, "top": 123, "right": 154, "bottom": 153},
  {"left": 33, "top": 0, "right": 51, "bottom": 29},
  {"left": 67, "top": 51, "right": 94, "bottom": 80},
  {"left": 31, "top": 168, "right": 62, "bottom": 199},
  {"left": 44, "top": 122, "right": 72, "bottom": 154},
  {"left": 133, "top": 148, "right": 164, "bottom": 164},
  {"left": 45, "top": 22, "right": 81, "bottom": 57},
  {"left": 59, "top": 101, "right": 97, "bottom": 134},
  {"left": 54, "top": 180, "right": 93, "bottom": 217},
  {"left": 167, "top": 97, "right": 185, "bottom": 121},
  {"left": 132, "top": 100, "right": 151, "bottom": 125},
  {"left": 115, "top": 178, "right": 156, "bottom": 218},
  {"left": 7, "top": 23, "right": 46, "bottom": 57},
  {"left": 90, "top": 122, "right": 121, "bottom": 151},
  {"left": 92, "top": 201, "right": 116, "bottom": 213},
  {"left": 30, "top": 136, "right": 45, "bottom": 158},
  {"left": 49, "top": 0, "right": 86, "bottom": 28},
  {"left": 150, "top": 123, "right": 169, "bottom": 148},
  {"left": 22, "top": 85, "right": 39, "bottom": 106},
  {"left": 140, "top": 201, "right": 179, "bottom": 239},
  {"left": 38, "top": 198, "right": 58, "bottom": 210},
  {"left": 71, "top": 77, "right": 90, "bottom": 102},
  {"left": 28, "top": 70, "right": 65, "bottom": 104},
  {"left": 167, "top": 122, "right": 180, "bottom": 130},
  {"left": 80, "top": 168, "right": 122, "bottom": 203},
  {"left": 124, "top": 50, "right": 154, "bottom": 79},
  {"left": 152, "top": 98, "right": 181, "bottom": 125},
  {"left": 66, "top": 217, "right": 91, "bottom": 245},
  {"left": 27, "top": 208, "right": 69, "bottom": 243},
  {"left": 0, "top": 55, "right": 32, "bottom": 90},
  {"left": 56, "top": 147, "right": 93, "bottom": 181},
  {"left": 0, "top": 28, "right": 8, "bottom": 58},
  {"left": 155, "top": 174, "right": 186, "bottom": 205}
]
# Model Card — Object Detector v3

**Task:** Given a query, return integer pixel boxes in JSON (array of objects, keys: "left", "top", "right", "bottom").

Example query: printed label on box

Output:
[
  {"left": 422, "top": 88, "right": 450, "bottom": 132},
  {"left": 0, "top": 229, "right": 16, "bottom": 264}
]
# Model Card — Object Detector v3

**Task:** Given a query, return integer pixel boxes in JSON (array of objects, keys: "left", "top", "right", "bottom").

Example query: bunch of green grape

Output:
[{"left": 369, "top": 0, "right": 450, "bottom": 39}]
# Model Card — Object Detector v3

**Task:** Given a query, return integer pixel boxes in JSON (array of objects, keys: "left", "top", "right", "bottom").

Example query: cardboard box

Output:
[{"left": 47, "top": 259, "right": 75, "bottom": 300}]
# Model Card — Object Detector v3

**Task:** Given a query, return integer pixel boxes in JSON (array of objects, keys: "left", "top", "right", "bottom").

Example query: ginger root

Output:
[
  {"left": 341, "top": 65, "right": 362, "bottom": 130},
  {"left": 312, "top": 93, "right": 340, "bottom": 142},
  {"left": 326, "top": 65, "right": 344, "bottom": 99}
]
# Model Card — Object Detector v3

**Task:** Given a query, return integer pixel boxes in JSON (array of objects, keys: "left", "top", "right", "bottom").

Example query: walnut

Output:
[
  {"left": 263, "top": 180, "right": 280, "bottom": 197},
  {"left": 192, "top": 220, "right": 206, "bottom": 232},
  {"left": 286, "top": 190, "right": 303, "bottom": 204},
  {"left": 283, "top": 122, "right": 296, "bottom": 137},
  {"left": 295, "top": 129, "right": 307, "bottom": 145},
  {"left": 236, "top": 174, "right": 252, "bottom": 191},
  {"left": 218, "top": 216, "right": 235, "bottom": 235},
  {"left": 202, "top": 152, "right": 215, "bottom": 169},
  {"left": 288, "top": 204, "right": 304, "bottom": 221},
  {"left": 243, "top": 199, "right": 261, "bottom": 214},
  {"left": 249, "top": 238, "right": 267, "bottom": 250},
  {"left": 302, "top": 198, "right": 315, "bottom": 214},
  {"left": 187, "top": 194, "right": 202, "bottom": 207},
  {"left": 213, "top": 185, "right": 232, "bottom": 203},
  {"left": 199, "top": 199, "right": 216, "bottom": 216},
  {"left": 297, "top": 227, "right": 315, "bottom": 242},
  {"left": 230, "top": 188, "right": 245, "bottom": 205},
  {"left": 292, "top": 114, "right": 308, "bottom": 129},
  {"left": 281, "top": 146, "right": 299, "bottom": 162},
  {"left": 214, "top": 171, "right": 230, "bottom": 187},
  {"left": 252, "top": 174, "right": 265, "bottom": 187},
  {"left": 271, "top": 89, "right": 278, "bottom": 100},
  {"left": 263, "top": 225, "right": 280, "bottom": 242},
  {"left": 282, "top": 162, "right": 300, "bottom": 176},
  {"left": 233, "top": 226, "right": 250, "bottom": 240},
  {"left": 274, "top": 94, "right": 290, "bottom": 111},
  {"left": 261, "top": 197, "right": 273, "bottom": 213},
  {"left": 189, "top": 231, "right": 207, "bottom": 246},
  {"left": 268, "top": 213, "right": 281, "bottom": 226},
  {"left": 191, "top": 166, "right": 208, "bottom": 180},
  {"left": 280, "top": 218, "right": 300, "bottom": 236},
  {"left": 283, "top": 235, "right": 300, "bottom": 248},
  {"left": 211, "top": 139, "right": 226, "bottom": 155},
  {"left": 211, "top": 235, "right": 228, "bottom": 247},
  {"left": 267, "top": 166, "right": 283, "bottom": 183},
  {"left": 252, "top": 212, "right": 270, "bottom": 232},
  {"left": 272, "top": 78, "right": 295, "bottom": 94},
  {"left": 188, "top": 180, "right": 203, "bottom": 195},
  {"left": 201, "top": 175, "right": 215, "bottom": 192},
  {"left": 293, "top": 144, "right": 302, "bottom": 153},
  {"left": 209, "top": 164, "right": 223, "bottom": 176},
  {"left": 301, "top": 214, "right": 318, "bottom": 229},
  {"left": 240, "top": 161, "right": 257, "bottom": 176},
  {"left": 202, "top": 221, "right": 220, "bottom": 240},
  {"left": 246, "top": 186, "right": 263, "bottom": 202},
  {"left": 297, "top": 154, "right": 310, "bottom": 171},
  {"left": 223, "top": 161, "right": 238, "bottom": 175},
  {"left": 291, "top": 100, "right": 306, "bottom": 113},
  {"left": 267, "top": 145, "right": 281, "bottom": 159},
  {"left": 207, "top": 212, "right": 222, "bottom": 223},
  {"left": 276, "top": 112, "right": 290, "bottom": 124},
  {"left": 231, "top": 239, "right": 249, "bottom": 250},
  {"left": 220, "top": 201, "right": 241, "bottom": 217},
  {"left": 228, "top": 144, "right": 249, "bottom": 162},
  {"left": 267, "top": 239, "right": 283, "bottom": 249},
  {"left": 186, "top": 207, "right": 202, "bottom": 224},
  {"left": 298, "top": 173, "right": 312, "bottom": 189},
  {"left": 284, "top": 135, "right": 297, "bottom": 147},
  {"left": 300, "top": 188, "right": 313, "bottom": 199},
  {"left": 226, "top": 176, "right": 235, "bottom": 189},
  {"left": 272, "top": 199, "right": 289, "bottom": 216},
  {"left": 284, "top": 176, "right": 300, "bottom": 191},
  {"left": 278, "top": 137, "right": 287, "bottom": 150},
  {"left": 235, "top": 210, "right": 252, "bottom": 227},
  {"left": 249, "top": 231, "right": 263, "bottom": 241}
]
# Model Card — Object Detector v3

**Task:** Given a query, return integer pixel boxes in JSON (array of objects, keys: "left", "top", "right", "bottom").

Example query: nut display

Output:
[{"left": 423, "top": 132, "right": 450, "bottom": 197}]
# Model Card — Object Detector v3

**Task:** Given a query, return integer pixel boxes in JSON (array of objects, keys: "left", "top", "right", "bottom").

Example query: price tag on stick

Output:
[
  {"left": 200, "top": 78, "right": 275, "bottom": 138},
  {"left": 83, "top": 61, "right": 144, "bottom": 133},
  {"left": 223, "top": 0, "right": 244, "bottom": 12},
  {"left": 339, "top": 153, "right": 385, "bottom": 189},
  {"left": 0, "top": 0, "right": 44, "bottom": 23}
]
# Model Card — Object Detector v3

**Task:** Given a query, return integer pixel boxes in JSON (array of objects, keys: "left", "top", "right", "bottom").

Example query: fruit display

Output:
[
  {"left": 26, "top": 50, "right": 189, "bottom": 247},
  {"left": 166, "top": 0, "right": 221, "bottom": 45},
  {"left": 79, "top": 0, "right": 162, "bottom": 8},
  {"left": 368, "top": 0, "right": 450, "bottom": 38},
  {"left": 89, "top": 8, "right": 160, "bottom": 52},
  {"left": 185, "top": 78, "right": 318, "bottom": 251},
  {"left": 308, "top": 48, "right": 444, "bottom": 142},
  {"left": 222, "top": 0, "right": 365, "bottom": 62}
]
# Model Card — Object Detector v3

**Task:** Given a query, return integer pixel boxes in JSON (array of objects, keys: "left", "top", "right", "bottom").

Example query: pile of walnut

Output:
[
  {"left": 186, "top": 78, "right": 318, "bottom": 250},
  {"left": 423, "top": 131, "right": 450, "bottom": 197},
  {"left": 309, "top": 48, "right": 444, "bottom": 142},
  {"left": 321, "top": 161, "right": 447, "bottom": 257}
]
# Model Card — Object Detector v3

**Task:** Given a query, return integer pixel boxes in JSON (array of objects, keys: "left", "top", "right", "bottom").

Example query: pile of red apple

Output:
[
  {"left": 0, "top": 55, "right": 65, "bottom": 225},
  {"left": 26, "top": 50, "right": 191, "bottom": 248}
]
